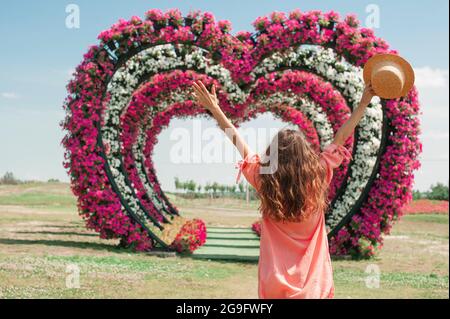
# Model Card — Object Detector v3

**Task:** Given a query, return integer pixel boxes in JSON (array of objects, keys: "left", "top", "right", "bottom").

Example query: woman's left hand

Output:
[{"left": 191, "top": 81, "right": 252, "bottom": 160}]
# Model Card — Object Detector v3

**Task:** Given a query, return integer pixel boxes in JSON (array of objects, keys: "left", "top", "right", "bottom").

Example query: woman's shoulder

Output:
[
  {"left": 320, "top": 143, "right": 352, "bottom": 164},
  {"left": 236, "top": 152, "right": 261, "bottom": 188}
]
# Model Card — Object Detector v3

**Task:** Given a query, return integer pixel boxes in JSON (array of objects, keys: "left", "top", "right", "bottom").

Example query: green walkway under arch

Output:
[{"left": 192, "top": 227, "right": 260, "bottom": 262}]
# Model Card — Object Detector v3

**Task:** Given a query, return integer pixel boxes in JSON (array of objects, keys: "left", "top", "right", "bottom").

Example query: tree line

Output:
[
  {"left": 0, "top": 172, "right": 60, "bottom": 185},
  {"left": 173, "top": 177, "right": 257, "bottom": 200},
  {"left": 413, "top": 182, "right": 449, "bottom": 201},
  {"left": 1, "top": 171, "right": 447, "bottom": 202}
]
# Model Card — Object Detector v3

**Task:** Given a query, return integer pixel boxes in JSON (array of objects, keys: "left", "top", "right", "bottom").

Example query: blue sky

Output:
[{"left": 0, "top": 0, "right": 448, "bottom": 191}]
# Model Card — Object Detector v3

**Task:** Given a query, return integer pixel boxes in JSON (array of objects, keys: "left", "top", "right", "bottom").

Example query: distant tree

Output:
[
  {"left": 227, "top": 185, "right": 236, "bottom": 193},
  {"left": 205, "top": 183, "right": 213, "bottom": 198},
  {"left": 173, "top": 178, "right": 260, "bottom": 200},
  {"left": 0, "top": 172, "right": 20, "bottom": 185},
  {"left": 427, "top": 183, "right": 449, "bottom": 201},
  {"left": 47, "top": 178, "right": 60, "bottom": 183},
  {"left": 211, "top": 182, "right": 219, "bottom": 195},
  {"left": 412, "top": 190, "right": 423, "bottom": 200},
  {"left": 186, "top": 180, "right": 196, "bottom": 193},
  {"left": 174, "top": 177, "right": 181, "bottom": 191}
]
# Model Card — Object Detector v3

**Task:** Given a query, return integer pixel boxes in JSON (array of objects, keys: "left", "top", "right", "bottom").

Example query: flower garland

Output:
[
  {"left": 170, "top": 219, "right": 208, "bottom": 253},
  {"left": 61, "top": 8, "right": 421, "bottom": 258},
  {"left": 135, "top": 47, "right": 367, "bottom": 210},
  {"left": 249, "top": 46, "right": 384, "bottom": 227},
  {"left": 252, "top": 220, "right": 262, "bottom": 237},
  {"left": 102, "top": 45, "right": 245, "bottom": 235}
]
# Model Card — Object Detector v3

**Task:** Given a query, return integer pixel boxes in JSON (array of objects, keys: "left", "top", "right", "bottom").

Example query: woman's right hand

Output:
[
  {"left": 191, "top": 80, "right": 221, "bottom": 113},
  {"left": 360, "top": 83, "right": 377, "bottom": 106},
  {"left": 333, "top": 83, "right": 377, "bottom": 146}
]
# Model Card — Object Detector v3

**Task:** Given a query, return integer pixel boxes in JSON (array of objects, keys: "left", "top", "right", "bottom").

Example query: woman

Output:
[{"left": 191, "top": 80, "right": 376, "bottom": 298}]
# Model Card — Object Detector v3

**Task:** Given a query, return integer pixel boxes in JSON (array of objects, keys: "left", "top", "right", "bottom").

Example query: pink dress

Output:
[{"left": 236, "top": 143, "right": 352, "bottom": 299}]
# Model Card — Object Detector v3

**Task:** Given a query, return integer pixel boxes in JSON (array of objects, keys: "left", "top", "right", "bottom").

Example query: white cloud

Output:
[
  {"left": 414, "top": 67, "right": 449, "bottom": 88},
  {"left": 1, "top": 92, "right": 20, "bottom": 99}
]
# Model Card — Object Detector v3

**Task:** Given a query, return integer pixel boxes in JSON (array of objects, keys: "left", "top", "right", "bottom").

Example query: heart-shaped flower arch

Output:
[{"left": 61, "top": 9, "right": 421, "bottom": 257}]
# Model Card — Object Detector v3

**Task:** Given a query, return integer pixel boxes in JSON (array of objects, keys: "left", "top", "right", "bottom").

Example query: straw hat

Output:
[{"left": 363, "top": 53, "right": 415, "bottom": 99}]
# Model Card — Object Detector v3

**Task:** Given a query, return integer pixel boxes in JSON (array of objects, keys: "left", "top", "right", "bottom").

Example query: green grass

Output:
[
  {"left": 402, "top": 213, "right": 449, "bottom": 224},
  {"left": 0, "top": 193, "right": 74, "bottom": 206},
  {"left": 45, "top": 255, "right": 240, "bottom": 280},
  {"left": 0, "top": 182, "right": 448, "bottom": 298},
  {"left": 333, "top": 267, "right": 448, "bottom": 290},
  {"left": 332, "top": 269, "right": 448, "bottom": 299},
  {"left": 0, "top": 182, "right": 76, "bottom": 212}
]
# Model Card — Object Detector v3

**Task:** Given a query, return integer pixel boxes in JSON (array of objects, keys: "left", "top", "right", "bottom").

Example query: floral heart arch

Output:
[{"left": 62, "top": 9, "right": 421, "bottom": 257}]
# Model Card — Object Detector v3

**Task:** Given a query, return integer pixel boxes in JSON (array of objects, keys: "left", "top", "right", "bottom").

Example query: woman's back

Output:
[
  {"left": 237, "top": 142, "right": 352, "bottom": 299},
  {"left": 259, "top": 210, "right": 332, "bottom": 298}
]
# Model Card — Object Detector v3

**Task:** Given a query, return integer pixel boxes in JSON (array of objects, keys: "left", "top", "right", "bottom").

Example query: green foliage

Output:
[
  {"left": 174, "top": 177, "right": 181, "bottom": 191},
  {"left": 173, "top": 177, "right": 258, "bottom": 200},
  {"left": 174, "top": 177, "right": 197, "bottom": 193},
  {"left": 414, "top": 183, "right": 449, "bottom": 201},
  {"left": 0, "top": 173, "right": 61, "bottom": 185},
  {"left": 428, "top": 183, "right": 449, "bottom": 201},
  {"left": 0, "top": 172, "right": 21, "bottom": 185},
  {"left": 412, "top": 190, "right": 423, "bottom": 200},
  {"left": 211, "top": 182, "right": 219, "bottom": 194},
  {"left": 186, "top": 180, "right": 196, "bottom": 192}
]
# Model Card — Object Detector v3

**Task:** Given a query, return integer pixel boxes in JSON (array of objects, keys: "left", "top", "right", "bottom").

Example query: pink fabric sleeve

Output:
[
  {"left": 235, "top": 153, "right": 261, "bottom": 189},
  {"left": 319, "top": 143, "right": 353, "bottom": 185}
]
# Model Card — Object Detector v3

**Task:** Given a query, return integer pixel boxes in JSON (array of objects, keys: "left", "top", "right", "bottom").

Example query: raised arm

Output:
[
  {"left": 191, "top": 80, "right": 252, "bottom": 159},
  {"left": 333, "top": 83, "right": 376, "bottom": 146}
]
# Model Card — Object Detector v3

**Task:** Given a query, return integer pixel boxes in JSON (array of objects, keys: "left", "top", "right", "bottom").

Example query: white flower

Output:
[{"left": 100, "top": 43, "right": 384, "bottom": 230}]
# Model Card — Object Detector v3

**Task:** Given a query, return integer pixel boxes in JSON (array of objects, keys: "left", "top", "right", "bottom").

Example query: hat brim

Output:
[{"left": 363, "top": 53, "right": 415, "bottom": 99}]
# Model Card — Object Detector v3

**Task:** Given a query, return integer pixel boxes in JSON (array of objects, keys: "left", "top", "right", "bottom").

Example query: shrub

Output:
[
  {"left": 0, "top": 172, "right": 21, "bottom": 185},
  {"left": 170, "top": 219, "right": 207, "bottom": 253},
  {"left": 427, "top": 183, "right": 449, "bottom": 201}
]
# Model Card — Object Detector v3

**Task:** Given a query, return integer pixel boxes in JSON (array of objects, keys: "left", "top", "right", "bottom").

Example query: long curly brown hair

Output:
[{"left": 258, "top": 128, "right": 329, "bottom": 222}]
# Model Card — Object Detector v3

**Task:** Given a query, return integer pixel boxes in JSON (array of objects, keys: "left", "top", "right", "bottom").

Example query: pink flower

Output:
[{"left": 63, "top": 9, "right": 421, "bottom": 259}]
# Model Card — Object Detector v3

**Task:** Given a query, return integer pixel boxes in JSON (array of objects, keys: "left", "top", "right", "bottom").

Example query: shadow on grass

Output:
[
  {"left": 0, "top": 238, "right": 127, "bottom": 253},
  {"left": 39, "top": 224, "right": 82, "bottom": 229},
  {"left": 0, "top": 237, "right": 262, "bottom": 263},
  {"left": 16, "top": 231, "right": 98, "bottom": 237},
  {"left": 207, "top": 231, "right": 256, "bottom": 235},
  {"left": 188, "top": 253, "right": 259, "bottom": 264},
  {"left": 206, "top": 236, "right": 259, "bottom": 241},
  {"left": 203, "top": 244, "right": 260, "bottom": 249}
]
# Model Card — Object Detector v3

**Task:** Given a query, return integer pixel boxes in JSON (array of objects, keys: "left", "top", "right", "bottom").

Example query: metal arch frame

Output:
[{"left": 84, "top": 14, "right": 391, "bottom": 248}]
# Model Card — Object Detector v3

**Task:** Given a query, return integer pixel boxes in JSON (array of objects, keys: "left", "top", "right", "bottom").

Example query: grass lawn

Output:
[{"left": 0, "top": 182, "right": 448, "bottom": 298}]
